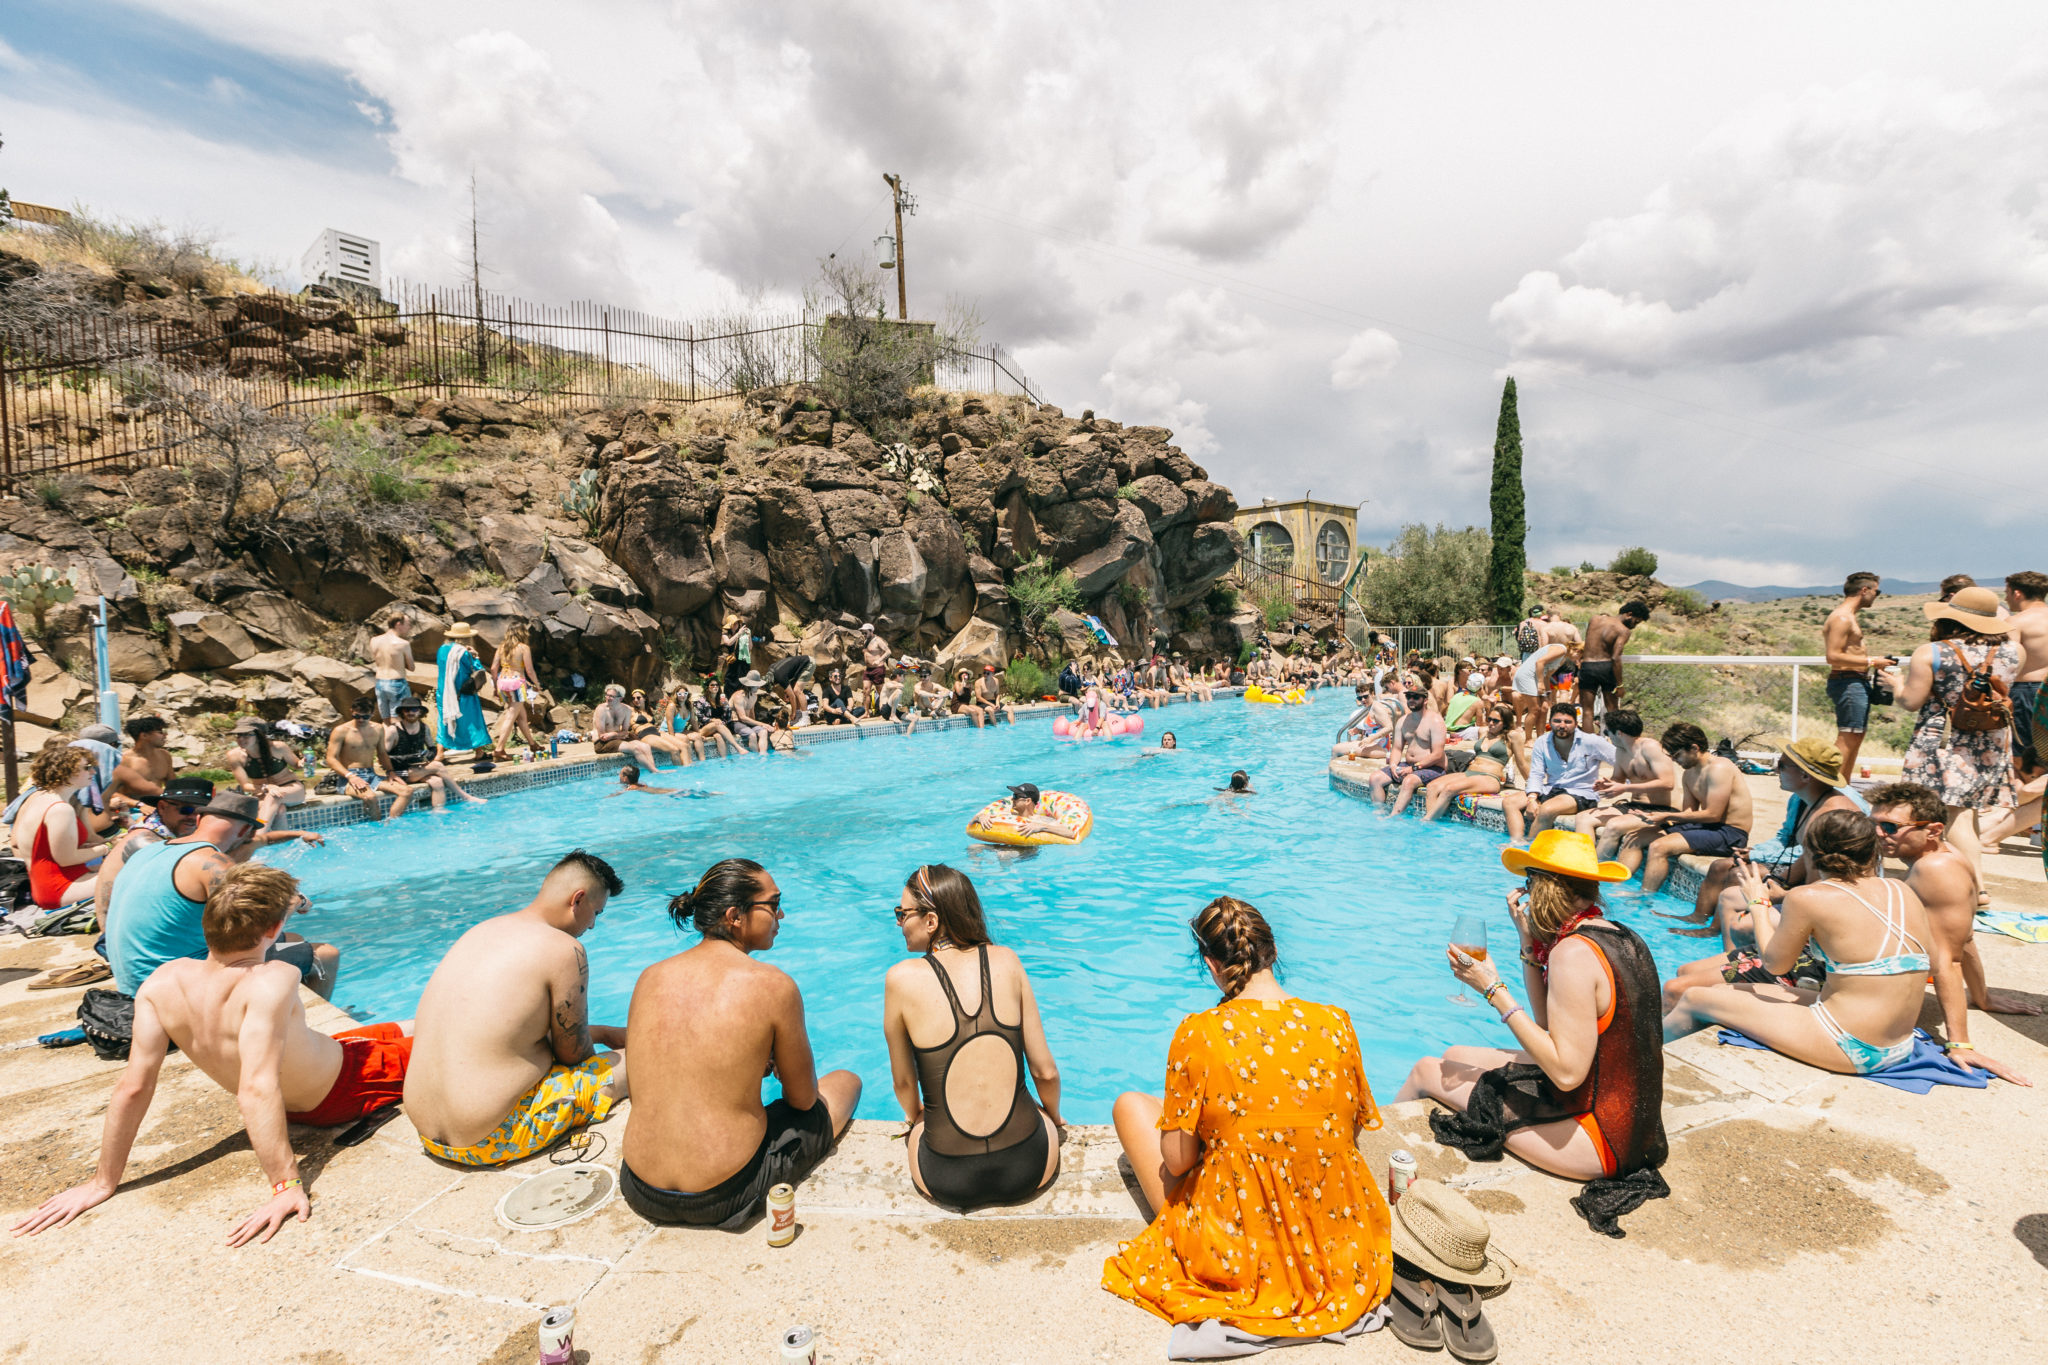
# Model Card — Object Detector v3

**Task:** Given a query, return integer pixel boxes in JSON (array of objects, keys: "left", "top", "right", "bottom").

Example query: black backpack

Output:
[{"left": 78, "top": 989, "right": 135, "bottom": 1061}]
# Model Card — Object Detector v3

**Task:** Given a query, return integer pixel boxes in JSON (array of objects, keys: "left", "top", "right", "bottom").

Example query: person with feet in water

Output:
[
  {"left": 883, "top": 865, "right": 1062, "bottom": 1210},
  {"left": 620, "top": 859, "right": 861, "bottom": 1226},
  {"left": 1610, "top": 722, "right": 1752, "bottom": 892}
]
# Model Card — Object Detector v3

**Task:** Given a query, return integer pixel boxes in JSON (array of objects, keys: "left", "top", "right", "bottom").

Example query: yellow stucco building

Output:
[{"left": 1231, "top": 497, "right": 1360, "bottom": 598}]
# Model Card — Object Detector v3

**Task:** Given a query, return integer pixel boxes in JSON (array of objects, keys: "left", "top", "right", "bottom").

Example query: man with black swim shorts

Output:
[
  {"left": 1578, "top": 601, "right": 1648, "bottom": 727},
  {"left": 1614, "top": 722, "right": 1753, "bottom": 893}
]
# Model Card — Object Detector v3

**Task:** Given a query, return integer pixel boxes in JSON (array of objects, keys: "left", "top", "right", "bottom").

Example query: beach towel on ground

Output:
[
  {"left": 435, "top": 642, "right": 491, "bottom": 752},
  {"left": 1975, "top": 912, "right": 2048, "bottom": 943},
  {"left": 1715, "top": 1027, "right": 1991, "bottom": 1093},
  {"left": 1168, "top": 1305, "right": 1389, "bottom": 1360}
]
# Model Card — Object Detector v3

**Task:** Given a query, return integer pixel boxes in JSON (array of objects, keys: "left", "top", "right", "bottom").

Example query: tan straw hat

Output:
[
  {"left": 1923, "top": 585, "right": 2014, "bottom": 634},
  {"left": 1388, "top": 1179, "right": 1516, "bottom": 1289},
  {"left": 444, "top": 621, "right": 476, "bottom": 640},
  {"left": 1780, "top": 736, "right": 1845, "bottom": 788}
]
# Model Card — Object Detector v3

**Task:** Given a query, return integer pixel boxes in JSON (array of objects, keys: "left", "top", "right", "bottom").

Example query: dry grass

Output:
[{"left": 0, "top": 211, "right": 267, "bottom": 295}]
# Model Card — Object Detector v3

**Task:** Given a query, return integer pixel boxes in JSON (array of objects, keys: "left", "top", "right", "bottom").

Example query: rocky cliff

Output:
[{"left": 0, "top": 381, "right": 1251, "bottom": 758}]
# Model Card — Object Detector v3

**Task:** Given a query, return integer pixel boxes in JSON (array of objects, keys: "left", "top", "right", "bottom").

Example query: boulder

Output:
[
  {"left": 477, "top": 514, "right": 549, "bottom": 583},
  {"left": 595, "top": 464, "right": 719, "bottom": 616},
  {"left": 710, "top": 495, "right": 772, "bottom": 621},
  {"left": 1182, "top": 480, "right": 1237, "bottom": 525},
  {"left": 1052, "top": 443, "right": 1118, "bottom": 502},
  {"left": 550, "top": 536, "right": 640, "bottom": 605},
  {"left": 286, "top": 331, "right": 361, "bottom": 376},
  {"left": 224, "top": 649, "right": 306, "bottom": 679},
  {"left": 20, "top": 670, "right": 87, "bottom": 727},
  {"left": 815, "top": 489, "right": 897, "bottom": 542},
  {"left": 1123, "top": 475, "right": 1190, "bottom": 531},
  {"left": 225, "top": 591, "right": 330, "bottom": 649},
  {"left": 166, "top": 609, "right": 259, "bottom": 671},
  {"left": 1048, "top": 609, "right": 1104, "bottom": 658},
  {"left": 181, "top": 564, "right": 266, "bottom": 602},
  {"left": 106, "top": 632, "right": 168, "bottom": 686},
  {"left": 1158, "top": 522, "right": 1245, "bottom": 608},
  {"left": 935, "top": 618, "right": 1008, "bottom": 675},
  {"left": 778, "top": 409, "right": 835, "bottom": 447},
  {"left": 1064, "top": 502, "right": 1154, "bottom": 597},
  {"left": 874, "top": 528, "right": 928, "bottom": 617},
  {"left": 832, "top": 536, "right": 880, "bottom": 619},
  {"left": 940, "top": 447, "right": 1022, "bottom": 525},
  {"left": 1036, "top": 498, "right": 1119, "bottom": 565},
  {"left": 798, "top": 619, "right": 868, "bottom": 674},
  {"left": 515, "top": 563, "right": 573, "bottom": 618},
  {"left": 290, "top": 655, "right": 375, "bottom": 711},
  {"left": 442, "top": 587, "right": 532, "bottom": 650},
  {"left": 800, "top": 450, "right": 877, "bottom": 492},
  {"left": 755, "top": 484, "right": 833, "bottom": 609},
  {"left": 906, "top": 506, "right": 968, "bottom": 619}
]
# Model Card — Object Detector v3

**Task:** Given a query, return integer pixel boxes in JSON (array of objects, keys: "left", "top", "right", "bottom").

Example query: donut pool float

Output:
[{"left": 966, "top": 790, "right": 1094, "bottom": 846}]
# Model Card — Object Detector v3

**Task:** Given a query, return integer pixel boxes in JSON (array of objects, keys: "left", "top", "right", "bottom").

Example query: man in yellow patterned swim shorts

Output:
[{"left": 405, "top": 852, "right": 630, "bottom": 1166}]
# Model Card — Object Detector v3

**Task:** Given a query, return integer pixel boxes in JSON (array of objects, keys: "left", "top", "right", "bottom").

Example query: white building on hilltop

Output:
[{"left": 300, "top": 229, "right": 380, "bottom": 294}]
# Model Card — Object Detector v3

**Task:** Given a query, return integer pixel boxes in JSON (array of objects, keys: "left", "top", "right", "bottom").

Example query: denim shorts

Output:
[
  {"left": 375, "top": 678, "right": 414, "bottom": 718},
  {"left": 1826, "top": 673, "right": 1870, "bottom": 733}
]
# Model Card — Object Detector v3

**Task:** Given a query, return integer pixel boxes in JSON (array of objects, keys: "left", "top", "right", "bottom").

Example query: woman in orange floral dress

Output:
[{"left": 1103, "top": 897, "right": 1393, "bottom": 1337}]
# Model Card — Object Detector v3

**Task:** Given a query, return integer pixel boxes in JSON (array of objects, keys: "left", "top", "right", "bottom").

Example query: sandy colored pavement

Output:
[{"left": 2, "top": 771, "right": 2045, "bottom": 1362}]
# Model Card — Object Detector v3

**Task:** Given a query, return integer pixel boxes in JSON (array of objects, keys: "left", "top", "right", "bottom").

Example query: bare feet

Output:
[
  {"left": 1982, "top": 989, "right": 2044, "bottom": 1016},
  {"left": 1668, "top": 924, "right": 1721, "bottom": 938}
]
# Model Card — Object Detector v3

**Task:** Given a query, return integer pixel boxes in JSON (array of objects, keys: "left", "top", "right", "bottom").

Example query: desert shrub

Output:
[
  {"left": 1248, "top": 577, "right": 1295, "bottom": 628},
  {"left": 1009, "top": 556, "right": 1084, "bottom": 633},
  {"left": 1665, "top": 586, "right": 1710, "bottom": 617},
  {"left": 1116, "top": 577, "right": 1146, "bottom": 612},
  {"left": 1609, "top": 546, "right": 1659, "bottom": 577},
  {"left": 1205, "top": 583, "right": 1239, "bottom": 615},
  {"left": 803, "top": 259, "right": 977, "bottom": 428},
  {"left": 1003, "top": 656, "right": 1057, "bottom": 702},
  {"left": 1360, "top": 523, "right": 1491, "bottom": 626}
]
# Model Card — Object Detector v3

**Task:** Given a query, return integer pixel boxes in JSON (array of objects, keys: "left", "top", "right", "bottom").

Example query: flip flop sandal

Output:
[
  {"left": 1388, "top": 1270, "right": 1445, "bottom": 1351},
  {"left": 1434, "top": 1281, "right": 1498, "bottom": 1364},
  {"left": 28, "top": 960, "right": 112, "bottom": 990}
]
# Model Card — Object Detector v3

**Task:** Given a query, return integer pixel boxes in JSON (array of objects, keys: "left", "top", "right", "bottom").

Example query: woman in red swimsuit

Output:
[{"left": 9, "top": 746, "right": 108, "bottom": 909}]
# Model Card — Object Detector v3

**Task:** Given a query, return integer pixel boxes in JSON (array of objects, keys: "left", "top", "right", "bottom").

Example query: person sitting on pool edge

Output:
[
  {"left": 1397, "top": 830, "right": 1668, "bottom": 1196},
  {"left": 404, "top": 851, "right": 629, "bottom": 1167},
  {"left": 883, "top": 865, "right": 1063, "bottom": 1211},
  {"left": 385, "top": 697, "right": 488, "bottom": 810},
  {"left": 1608, "top": 722, "right": 1753, "bottom": 893},
  {"left": 1104, "top": 896, "right": 1392, "bottom": 1337},
  {"left": 13, "top": 864, "right": 413, "bottom": 1248},
  {"left": 620, "top": 858, "right": 861, "bottom": 1227}
]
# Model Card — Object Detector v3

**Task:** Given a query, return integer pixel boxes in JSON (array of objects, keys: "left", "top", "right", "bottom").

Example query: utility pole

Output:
[
  {"left": 881, "top": 173, "right": 915, "bottom": 320},
  {"left": 469, "top": 171, "right": 487, "bottom": 382}
]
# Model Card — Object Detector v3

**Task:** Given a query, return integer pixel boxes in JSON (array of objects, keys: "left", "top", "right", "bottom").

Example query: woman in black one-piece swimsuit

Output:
[{"left": 881, "top": 865, "right": 1065, "bottom": 1211}]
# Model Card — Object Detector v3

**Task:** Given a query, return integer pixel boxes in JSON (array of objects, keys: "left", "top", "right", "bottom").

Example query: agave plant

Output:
[{"left": 0, "top": 564, "right": 84, "bottom": 635}]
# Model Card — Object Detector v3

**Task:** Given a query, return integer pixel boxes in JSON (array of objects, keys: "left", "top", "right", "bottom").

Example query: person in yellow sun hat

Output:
[{"left": 1395, "top": 831, "right": 1669, "bottom": 1216}]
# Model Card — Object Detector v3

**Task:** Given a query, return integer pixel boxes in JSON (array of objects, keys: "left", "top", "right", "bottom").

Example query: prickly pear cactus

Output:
[
  {"left": 0, "top": 563, "right": 83, "bottom": 634},
  {"left": 561, "top": 469, "right": 601, "bottom": 535}
]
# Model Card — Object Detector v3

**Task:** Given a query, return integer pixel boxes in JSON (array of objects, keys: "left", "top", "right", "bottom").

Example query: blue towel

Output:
[{"left": 1714, "top": 1027, "right": 1989, "bottom": 1093}]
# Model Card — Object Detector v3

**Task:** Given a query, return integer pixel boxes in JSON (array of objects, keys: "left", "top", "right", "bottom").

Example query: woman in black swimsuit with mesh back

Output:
[{"left": 882, "top": 865, "right": 1065, "bottom": 1210}]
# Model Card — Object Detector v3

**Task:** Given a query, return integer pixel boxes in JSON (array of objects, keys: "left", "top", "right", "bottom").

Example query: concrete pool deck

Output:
[{"left": 2, "top": 718, "right": 2045, "bottom": 1360}]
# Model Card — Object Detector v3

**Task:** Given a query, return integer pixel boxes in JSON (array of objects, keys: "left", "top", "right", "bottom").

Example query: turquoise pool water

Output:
[{"left": 265, "top": 698, "right": 1703, "bottom": 1121}]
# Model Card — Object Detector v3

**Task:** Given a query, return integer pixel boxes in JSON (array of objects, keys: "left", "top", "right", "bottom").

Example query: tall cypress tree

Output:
[{"left": 1486, "top": 377, "right": 1526, "bottom": 624}]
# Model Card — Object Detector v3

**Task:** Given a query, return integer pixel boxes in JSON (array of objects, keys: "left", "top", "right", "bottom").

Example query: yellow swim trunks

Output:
[{"left": 420, "top": 1055, "right": 616, "bottom": 1167}]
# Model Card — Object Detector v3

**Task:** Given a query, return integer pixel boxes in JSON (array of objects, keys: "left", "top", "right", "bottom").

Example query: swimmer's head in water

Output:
[
  {"left": 1162, "top": 733, "right": 1177, "bottom": 749},
  {"left": 1227, "top": 770, "right": 1251, "bottom": 792},
  {"left": 619, "top": 765, "right": 641, "bottom": 785}
]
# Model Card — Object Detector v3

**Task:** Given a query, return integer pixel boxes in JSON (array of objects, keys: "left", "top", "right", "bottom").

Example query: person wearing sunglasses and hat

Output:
[
  {"left": 728, "top": 672, "right": 773, "bottom": 754},
  {"left": 386, "top": 696, "right": 488, "bottom": 809},
  {"left": 972, "top": 662, "right": 1016, "bottom": 724},
  {"left": 1398, "top": 831, "right": 1668, "bottom": 1196},
  {"left": 1364, "top": 676, "right": 1448, "bottom": 817},
  {"left": 1893, "top": 584, "right": 2023, "bottom": 889}
]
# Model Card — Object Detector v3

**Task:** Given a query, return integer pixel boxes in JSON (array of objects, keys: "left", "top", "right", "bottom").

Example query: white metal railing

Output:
[{"left": 1619, "top": 654, "right": 1827, "bottom": 744}]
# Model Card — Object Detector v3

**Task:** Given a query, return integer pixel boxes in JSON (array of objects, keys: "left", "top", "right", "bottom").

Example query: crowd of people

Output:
[{"left": 7, "top": 573, "right": 2043, "bottom": 1354}]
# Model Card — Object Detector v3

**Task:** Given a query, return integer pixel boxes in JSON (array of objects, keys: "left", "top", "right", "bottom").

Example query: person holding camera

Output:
[
  {"left": 1823, "top": 572, "right": 1897, "bottom": 778},
  {"left": 1894, "top": 587, "right": 2022, "bottom": 888}
]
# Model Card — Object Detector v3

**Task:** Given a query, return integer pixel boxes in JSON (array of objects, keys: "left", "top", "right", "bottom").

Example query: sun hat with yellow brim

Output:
[
  {"left": 1388, "top": 1179, "right": 1516, "bottom": 1289},
  {"left": 1500, "top": 829, "right": 1630, "bottom": 883},
  {"left": 1780, "top": 736, "right": 1846, "bottom": 788},
  {"left": 1923, "top": 585, "right": 2015, "bottom": 634}
]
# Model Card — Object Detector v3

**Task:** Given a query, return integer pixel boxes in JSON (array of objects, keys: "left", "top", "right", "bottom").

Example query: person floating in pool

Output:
[
  {"left": 994, "top": 783, "right": 1070, "bottom": 838},
  {"left": 1072, "top": 686, "right": 1114, "bottom": 740},
  {"left": 1144, "top": 732, "right": 1179, "bottom": 756},
  {"left": 606, "top": 765, "right": 719, "bottom": 799},
  {"left": 1217, "top": 770, "right": 1254, "bottom": 795}
]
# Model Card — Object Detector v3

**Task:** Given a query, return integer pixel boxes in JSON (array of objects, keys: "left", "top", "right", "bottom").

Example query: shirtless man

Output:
[
  {"left": 404, "top": 852, "right": 629, "bottom": 1167},
  {"left": 1823, "top": 572, "right": 1892, "bottom": 777},
  {"left": 1869, "top": 782, "right": 2036, "bottom": 1085},
  {"left": 593, "top": 684, "right": 662, "bottom": 768},
  {"left": 973, "top": 664, "right": 1015, "bottom": 724},
  {"left": 370, "top": 613, "right": 417, "bottom": 720},
  {"left": 1578, "top": 601, "right": 1648, "bottom": 728},
  {"left": 1537, "top": 607, "right": 1583, "bottom": 650},
  {"left": 327, "top": 696, "right": 412, "bottom": 820},
  {"left": 608, "top": 764, "right": 681, "bottom": 797},
  {"left": 14, "top": 865, "right": 411, "bottom": 1246},
  {"left": 1584, "top": 709, "right": 1678, "bottom": 859},
  {"left": 878, "top": 667, "right": 918, "bottom": 733},
  {"left": 2004, "top": 571, "right": 2048, "bottom": 753},
  {"left": 619, "top": 858, "right": 860, "bottom": 1226},
  {"left": 1614, "top": 722, "right": 1752, "bottom": 893},
  {"left": 913, "top": 668, "right": 949, "bottom": 720},
  {"left": 993, "top": 782, "right": 1072, "bottom": 839},
  {"left": 109, "top": 715, "right": 174, "bottom": 802},
  {"left": 1366, "top": 680, "right": 1448, "bottom": 817},
  {"left": 861, "top": 623, "right": 893, "bottom": 715}
]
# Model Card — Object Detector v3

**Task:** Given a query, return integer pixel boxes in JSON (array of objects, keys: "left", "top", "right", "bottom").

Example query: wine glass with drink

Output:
[{"left": 1447, "top": 911, "right": 1489, "bottom": 1006}]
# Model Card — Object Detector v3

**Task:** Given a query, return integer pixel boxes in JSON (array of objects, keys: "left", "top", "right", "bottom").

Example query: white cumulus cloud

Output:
[
  {"left": 1329, "top": 328, "right": 1400, "bottom": 388},
  {"left": 1489, "top": 73, "right": 2048, "bottom": 374}
]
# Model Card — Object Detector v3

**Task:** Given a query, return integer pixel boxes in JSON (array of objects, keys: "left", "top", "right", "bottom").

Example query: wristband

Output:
[
  {"left": 272, "top": 1178, "right": 302, "bottom": 1196},
  {"left": 1481, "top": 981, "right": 1507, "bottom": 1001},
  {"left": 1520, "top": 949, "right": 1541, "bottom": 968},
  {"left": 1498, "top": 1004, "right": 1524, "bottom": 1026},
  {"left": 1943, "top": 1041, "right": 1974, "bottom": 1052}
]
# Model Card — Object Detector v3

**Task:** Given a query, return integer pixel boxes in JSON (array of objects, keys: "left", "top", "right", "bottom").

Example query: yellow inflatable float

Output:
[
  {"left": 966, "top": 790, "right": 1094, "bottom": 846},
  {"left": 1243, "top": 685, "right": 1308, "bottom": 704}
]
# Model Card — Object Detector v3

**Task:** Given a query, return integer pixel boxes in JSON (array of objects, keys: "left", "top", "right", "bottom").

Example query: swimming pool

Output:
[{"left": 266, "top": 698, "right": 1705, "bottom": 1121}]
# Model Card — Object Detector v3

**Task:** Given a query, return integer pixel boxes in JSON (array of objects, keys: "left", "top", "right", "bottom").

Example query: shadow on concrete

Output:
[{"left": 2015, "top": 1213, "right": 2048, "bottom": 1269}]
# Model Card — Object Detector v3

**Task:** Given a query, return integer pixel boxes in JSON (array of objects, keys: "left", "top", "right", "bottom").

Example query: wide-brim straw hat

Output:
[
  {"left": 1780, "top": 736, "right": 1845, "bottom": 788},
  {"left": 740, "top": 670, "right": 767, "bottom": 689},
  {"left": 1501, "top": 829, "right": 1630, "bottom": 883},
  {"left": 444, "top": 622, "right": 476, "bottom": 640},
  {"left": 1923, "top": 585, "right": 2014, "bottom": 634},
  {"left": 1389, "top": 1179, "right": 1515, "bottom": 1289}
]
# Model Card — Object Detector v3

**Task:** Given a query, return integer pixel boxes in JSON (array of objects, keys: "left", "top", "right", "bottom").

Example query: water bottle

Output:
[
  {"left": 549, "top": 733, "right": 560, "bottom": 760},
  {"left": 301, "top": 745, "right": 316, "bottom": 780}
]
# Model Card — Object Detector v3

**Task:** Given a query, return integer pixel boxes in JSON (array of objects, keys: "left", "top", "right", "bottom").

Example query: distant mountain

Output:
[{"left": 1682, "top": 576, "right": 2005, "bottom": 603}]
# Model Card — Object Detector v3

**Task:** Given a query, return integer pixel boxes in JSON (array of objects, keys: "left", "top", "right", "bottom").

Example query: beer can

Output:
[
  {"left": 538, "top": 1306, "right": 575, "bottom": 1365},
  {"left": 1387, "top": 1150, "right": 1417, "bottom": 1205},
  {"left": 766, "top": 1182, "right": 797, "bottom": 1248},
  {"left": 780, "top": 1324, "right": 819, "bottom": 1363}
]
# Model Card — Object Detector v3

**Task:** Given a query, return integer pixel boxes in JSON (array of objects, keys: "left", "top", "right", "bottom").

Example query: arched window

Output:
[
  {"left": 1315, "top": 521, "right": 1351, "bottom": 583},
  {"left": 1248, "top": 521, "right": 1294, "bottom": 576}
]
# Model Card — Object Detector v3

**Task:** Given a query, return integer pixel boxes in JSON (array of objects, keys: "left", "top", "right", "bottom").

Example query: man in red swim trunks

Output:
[{"left": 13, "top": 864, "right": 411, "bottom": 1248}]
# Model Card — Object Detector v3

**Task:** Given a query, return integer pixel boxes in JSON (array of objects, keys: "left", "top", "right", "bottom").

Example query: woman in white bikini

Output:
[
  {"left": 490, "top": 624, "right": 545, "bottom": 758},
  {"left": 1662, "top": 810, "right": 1932, "bottom": 1075}
]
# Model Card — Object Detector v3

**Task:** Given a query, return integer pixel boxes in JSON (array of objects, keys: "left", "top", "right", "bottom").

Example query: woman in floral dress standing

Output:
[
  {"left": 1103, "top": 897, "right": 1391, "bottom": 1339},
  {"left": 1893, "top": 586, "right": 2022, "bottom": 887}
]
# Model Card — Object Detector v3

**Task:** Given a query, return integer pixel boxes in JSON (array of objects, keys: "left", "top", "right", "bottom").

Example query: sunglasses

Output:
[
  {"left": 1873, "top": 819, "right": 1935, "bottom": 836},
  {"left": 165, "top": 802, "right": 201, "bottom": 817},
  {"left": 747, "top": 895, "right": 784, "bottom": 915},
  {"left": 891, "top": 904, "right": 928, "bottom": 923}
]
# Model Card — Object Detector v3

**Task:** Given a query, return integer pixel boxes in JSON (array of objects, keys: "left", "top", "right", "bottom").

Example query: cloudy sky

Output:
[{"left": 4, "top": 0, "right": 2044, "bottom": 585}]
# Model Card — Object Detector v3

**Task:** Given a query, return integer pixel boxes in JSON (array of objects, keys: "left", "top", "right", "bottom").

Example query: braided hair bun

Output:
[
  {"left": 1191, "top": 896, "right": 1278, "bottom": 1001},
  {"left": 1806, "top": 809, "right": 1881, "bottom": 880}
]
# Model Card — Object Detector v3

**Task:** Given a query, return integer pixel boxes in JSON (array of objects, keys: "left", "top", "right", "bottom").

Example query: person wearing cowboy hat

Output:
[
  {"left": 434, "top": 622, "right": 493, "bottom": 756},
  {"left": 1396, "top": 830, "right": 1668, "bottom": 1189},
  {"left": 386, "top": 695, "right": 488, "bottom": 809},
  {"left": 1383, "top": 1178, "right": 1514, "bottom": 1358},
  {"left": 1892, "top": 583, "right": 2024, "bottom": 888},
  {"left": 225, "top": 717, "right": 308, "bottom": 808}
]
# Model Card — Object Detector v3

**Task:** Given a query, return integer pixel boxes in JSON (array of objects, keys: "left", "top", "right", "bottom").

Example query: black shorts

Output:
[
  {"left": 1536, "top": 788, "right": 1598, "bottom": 812},
  {"left": 1579, "top": 659, "right": 1617, "bottom": 691},
  {"left": 619, "top": 1097, "right": 837, "bottom": 1229},
  {"left": 1673, "top": 821, "right": 1749, "bottom": 857}
]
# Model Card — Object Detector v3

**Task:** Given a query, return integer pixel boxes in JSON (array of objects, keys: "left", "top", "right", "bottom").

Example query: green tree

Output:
[
  {"left": 1609, "top": 546, "right": 1659, "bottom": 577},
  {"left": 1486, "top": 377, "right": 1526, "bottom": 623},
  {"left": 1360, "top": 523, "right": 1492, "bottom": 626}
]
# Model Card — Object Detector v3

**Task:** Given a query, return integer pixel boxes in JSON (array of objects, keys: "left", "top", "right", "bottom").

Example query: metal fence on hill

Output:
[{"left": 0, "top": 279, "right": 1044, "bottom": 486}]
